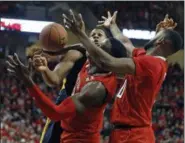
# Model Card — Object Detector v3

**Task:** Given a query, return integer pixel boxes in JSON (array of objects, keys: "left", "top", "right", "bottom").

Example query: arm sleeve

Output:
[
  {"left": 132, "top": 48, "right": 146, "bottom": 57},
  {"left": 133, "top": 56, "right": 164, "bottom": 78},
  {"left": 27, "top": 85, "right": 76, "bottom": 121}
]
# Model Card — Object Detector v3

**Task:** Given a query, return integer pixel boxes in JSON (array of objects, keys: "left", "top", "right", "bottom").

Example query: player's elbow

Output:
[
  {"left": 99, "top": 57, "right": 116, "bottom": 72},
  {"left": 47, "top": 107, "right": 66, "bottom": 122},
  {"left": 45, "top": 80, "right": 61, "bottom": 87},
  {"left": 46, "top": 109, "right": 61, "bottom": 122},
  {"left": 50, "top": 75, "right": 64, "bottom": 87},
  {"left": 48, "top": 116, "right": 60, "bottom": 122},
  {"left": 102, "top": 58, "right": 136, "bottom": 75}
]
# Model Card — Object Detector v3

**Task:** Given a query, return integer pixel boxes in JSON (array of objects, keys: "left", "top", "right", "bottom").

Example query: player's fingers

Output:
[
  {"left": 34, "top": 50, "right": 43, "bottom": 56},
  {"left": 62, "top": 14, "right": 72, "bottom": 23},
  {"left": 98, "top": 21, "right": 104, "bottom": 24},
  {"left": 33, "top": 54, "right": 42, "bottom": 58},
  {"left": 32, "top": 58, "right": 42, "bottom": 66},
  {"left": 5, "top": 61, "right": 15, "bottom": 69},
  {"left": 64, "top": 21, "right": 71, "bottom": 30},
  {"left": 34, "top": 62, "right": 44, "bottom": 67},
  {"left": 101, "top": 16, "right": 107, "bottom": 20},
  {"left": 63, "top": 18, "right": 72, "bottom": 27},
  {"left": 112, "top": 11, "right": 118, "bottom": 19},
  {"left": 28, "top": 58, "right": 33, "bottom": 72},
  {"left": 33, "top": 56, "right": 42, "bottom": 62},
  {"left": 164, "top": 14, "right": 169, "bottom": 21},
  {"left": 96, "top": 24, "right": 104, "bottom": 27},
  {"left": 69, "top": 9, "right": 77, "bottom": 23},
  {"left": 107, "top": 11, "right": 111, "bottom": 18},
  {"left": 7, "top": 68, "right": 16, "bottom": 74},
  {"left": 173, "top": 22, "right": 177, "bottom": 28},
  {"left": 78, "top": 13, "right": 84, "bottom": 23},
  {"left": 7, "top": 55, "right": 18, "bottom": 66},
  {"left": 33, "top": 59, "right": 43, "bottom": 66},
  {"left": 33, "top": 57, "right": 41, "bottom": 62},
  {"left": 78, "top": 13, "right": 82, "bottom": 19},
  {"left": 169, "top": 18, "right": 174, "bottom": 24},
  {"left": 64, "top": 23, "right": 71, "bottom": 29},
  {"left": 65, "top": 24, "right": 70, "bottom": 30},
  {"left": 13, "top": 53, "right": 22, "bottom": 66}
]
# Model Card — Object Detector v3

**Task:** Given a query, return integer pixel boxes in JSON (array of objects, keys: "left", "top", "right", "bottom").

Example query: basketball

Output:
[{"left": 39, "top": 23, "right": 68, "bottom": 52}]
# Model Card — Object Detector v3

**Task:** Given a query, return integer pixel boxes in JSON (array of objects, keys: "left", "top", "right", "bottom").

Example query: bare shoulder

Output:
[
  {"left": 77, "top": 81, "right": 107, "bottom": 107},
  {"left": 63, "top": 50, "right": 83, "bottom": 62}
]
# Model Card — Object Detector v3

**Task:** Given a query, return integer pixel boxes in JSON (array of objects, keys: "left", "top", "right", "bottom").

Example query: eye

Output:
[
  {"left": 91, "top": 33, "right": 95, "bottom": 37},
  {"left": 98, "top": 33, "right": 102, "bottom": 37}
]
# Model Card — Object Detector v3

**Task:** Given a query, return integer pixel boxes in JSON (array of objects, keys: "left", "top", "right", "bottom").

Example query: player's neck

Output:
[
  {"left": 149, "top": 48, "right": 166, "bottom": 58},
  {"left": 88, "top": 64, "right": 108, "bottom": 75}
]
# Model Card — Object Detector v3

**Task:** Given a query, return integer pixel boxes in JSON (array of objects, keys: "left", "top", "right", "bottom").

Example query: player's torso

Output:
[
  {"left": 61, "top": 61, "right": 117, "bottom": 133},
  {"left": 111, "top": 57, "right": 167, "bottom": 127}
]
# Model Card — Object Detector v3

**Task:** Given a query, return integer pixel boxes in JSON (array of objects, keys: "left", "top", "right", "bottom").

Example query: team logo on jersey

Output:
[{"left": 116, "top": 79, "right": 127, "bottom": 98}]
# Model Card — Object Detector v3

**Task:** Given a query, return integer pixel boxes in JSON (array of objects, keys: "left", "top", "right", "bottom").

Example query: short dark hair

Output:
[
  {"left": 163, "top": 29, "right": 183, "bottom": 52},
  {"left": 91, "top": 27, "right": 113, "bottom": 38}
]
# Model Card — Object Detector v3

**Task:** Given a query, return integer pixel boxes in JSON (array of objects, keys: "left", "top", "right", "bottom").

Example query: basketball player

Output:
[
  {"left": 97, "top": 11, "right": 177, "bottom": 57},
  {"left": 6, "top": 32, "right": 127, "bottom": 142},
  {"left": 31, "top": 16, "right": 124, "bottom": 142},
  {"left": 26, "top": 41, "right": 86, "bottom": 143},
  {"left": 63, "top": 10, "right": 183, "bottom": 143}
]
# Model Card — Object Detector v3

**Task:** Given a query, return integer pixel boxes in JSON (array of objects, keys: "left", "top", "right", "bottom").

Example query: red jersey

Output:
[
  {"left": 111, "top": 49, "right": 168, "bottom": 127},
  {"left": 61, "top": 61, "right": 117, "bottom": 138}
]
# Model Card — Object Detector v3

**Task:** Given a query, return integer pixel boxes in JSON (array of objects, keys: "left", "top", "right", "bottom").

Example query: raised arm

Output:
[
  {"left": 62, "top": 10, "right": 135, "bottom": 76},
  {"left": 27, "top": 81, "right": 106, "bottom": 121},
  {"left": 33, "top": 48, "right": 83, "bottom": 87},
  {"left": 97, "top": 11, "right": 135, "bottom": 57},
  {"left": 155, "top": 14, "right": 177, "bottom": 33},
  {"left": 6, "top": 54, "right": 107, "bottom": 122}
]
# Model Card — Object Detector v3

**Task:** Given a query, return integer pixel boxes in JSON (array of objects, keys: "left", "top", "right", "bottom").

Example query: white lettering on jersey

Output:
[
  {"left": 116, "top": 79, "right": 127, "bottom": 98},
  {"left": 163, "top": 73, "right": 166, "bottom": 81},
  {"left": 71, "top": 74, "right": 81, "bottom": 96}
]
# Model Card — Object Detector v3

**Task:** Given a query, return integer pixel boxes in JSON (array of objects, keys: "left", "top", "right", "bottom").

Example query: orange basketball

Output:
[{"left": 39, "top": 23, "right": 68, "bottom": 52}]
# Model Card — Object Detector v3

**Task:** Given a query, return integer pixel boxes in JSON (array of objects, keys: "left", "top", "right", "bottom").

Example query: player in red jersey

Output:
[
  {"left": 6, "top": 28, "right": 127, "bottom": 142},
  {"left": 97, "top": 11, "right": 177, "bottom": 57},
  {"left": 63, "top": 10, "right": 183, "bottom": 143}
]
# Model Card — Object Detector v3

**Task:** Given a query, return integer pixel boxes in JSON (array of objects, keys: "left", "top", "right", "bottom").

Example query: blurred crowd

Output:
[
  {"left": 0, "top": 1, "right": 184, "bottom": 38},
  {"left": 0, "top": 62, "right": 184, "bottom": 143},
  {"left": 85, "top": 1, "right": 184, "bottom": 39},
  {"left": 0, "top": 66, "right": 59, "bottom": 143}
]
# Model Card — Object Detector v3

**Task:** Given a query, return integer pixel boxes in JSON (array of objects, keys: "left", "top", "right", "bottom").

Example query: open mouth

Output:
[{"left": 94, "top": 42, "right": 100, "bottom": 47}]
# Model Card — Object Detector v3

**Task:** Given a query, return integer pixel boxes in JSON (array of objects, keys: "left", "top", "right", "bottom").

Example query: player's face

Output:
[
  {"left": 144, "top": 31, "right": 165, "bottom": 50},
  {"left": 89, "top": 29, "right": 107, "bottom": 47}
]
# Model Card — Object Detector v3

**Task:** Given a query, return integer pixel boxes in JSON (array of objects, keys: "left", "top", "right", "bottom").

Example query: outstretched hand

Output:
[
  {"left": 6, "top": 53, "right": 34, "bottom": 86},
  {"left": 33, "top": 55, "right": 48, "bottom": 72},
  {"left": 97, "top": 11, "right": 118, "bottom": 28},
  {"left": 156, "top": 14, "right": 177, "bottom": 33},
  {"left": 62, "top": 9, "right": 85, "bottom": 34}
]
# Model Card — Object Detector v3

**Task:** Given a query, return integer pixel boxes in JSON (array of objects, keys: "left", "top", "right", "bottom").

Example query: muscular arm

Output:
[
  {"left": 109, "top": 24, "right": 135, "bottom": 57},
  {"left": 41, "top": 50, "right": 83, "bottom": 87},
  {"left": 27, "top": 81, "right": 107, "bottom": 121},
  {"left": 77, "top": 31, "right": 135, "bottom": 76}
]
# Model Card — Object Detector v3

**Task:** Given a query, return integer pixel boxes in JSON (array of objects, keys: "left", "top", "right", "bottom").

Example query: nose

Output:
[
  {"left": 93, "top": 34, "right": 99, "bottom": 39},
  {"left": 94, "top": 39, "right": 98, "bottom": 43}
]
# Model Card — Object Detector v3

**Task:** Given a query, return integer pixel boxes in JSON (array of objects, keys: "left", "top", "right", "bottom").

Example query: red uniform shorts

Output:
[
  {"left": 60, "top": 130, "right": 101, "bottom": 143},
  {"left": 109, "top": 126, "right": 155, "bottom": 143}
]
